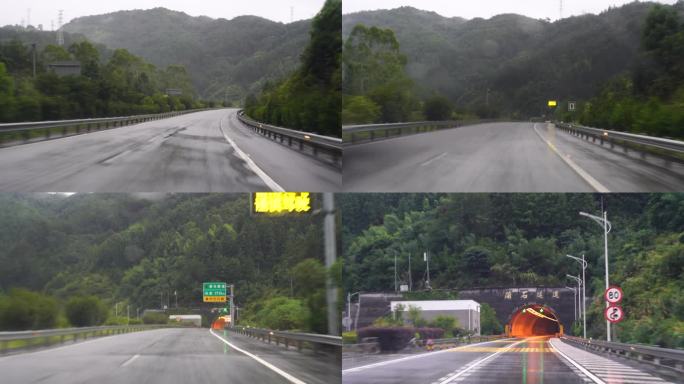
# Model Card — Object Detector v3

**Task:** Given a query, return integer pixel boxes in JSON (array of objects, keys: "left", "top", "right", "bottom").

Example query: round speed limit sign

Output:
[
  {"left": 604, "top": 286, "right": 623, "bottom": 304},
  {"left": 604, "top": 305, "right": 624, "bottom": 323}
]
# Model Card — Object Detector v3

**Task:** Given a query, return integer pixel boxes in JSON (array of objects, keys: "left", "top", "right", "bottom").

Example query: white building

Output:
[{"left": 390, "top": 300, "right": 481, "bottom": 335}]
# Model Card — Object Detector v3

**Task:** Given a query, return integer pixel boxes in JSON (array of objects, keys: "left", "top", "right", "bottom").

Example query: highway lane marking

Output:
[
  {"left": 435, "top": 339, "right": 527, "bottom": 384},
  {"left": 548, "top": 338, "right": 605, "bottom": 384},
  {"left": 533, "top": 123, "right": 610, "bottom": 192},
  {"left": 218, "top": 114, "right": 285, "bottom": 192},
  {"left": 209, "top": 329, "right": 305, "bottom": 384},
  {"left": 421, "top": 152, "right": 448, "bottom": 166},
  {"left": 342, "top": 338, "right": 516, "bottom": 374},
  {"left": 120, "top": 354, "right": 140, "bottom": 367}
]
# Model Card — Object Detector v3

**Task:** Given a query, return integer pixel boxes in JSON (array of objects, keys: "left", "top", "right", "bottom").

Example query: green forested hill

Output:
[
  {"left": 340, "top": 194, "right": 684, "bottom": 347},
  {"left": 62, "top": 8, "right": 311, "bottom": 102},
  {"left": 0, "top": 194, "right": 335, "bottom": 333},
  {"left": 343, "top": 2, "right": 684, "bottom": 125}
]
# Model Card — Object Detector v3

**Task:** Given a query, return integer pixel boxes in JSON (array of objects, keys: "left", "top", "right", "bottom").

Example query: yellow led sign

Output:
[
  {"left": 252, "top": 192, "right": 311, "bottom": 214},
  {"left": 548, "top": 100, "right": 558, "bottom": 107}
]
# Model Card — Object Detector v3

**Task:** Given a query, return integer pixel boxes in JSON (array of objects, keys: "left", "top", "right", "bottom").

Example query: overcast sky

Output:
[
  {"left": 1, "top": 0, "right": 326, "bottom": 29},
  {"left": 344, "top": 0, "right": 680, "bottom": 21}
]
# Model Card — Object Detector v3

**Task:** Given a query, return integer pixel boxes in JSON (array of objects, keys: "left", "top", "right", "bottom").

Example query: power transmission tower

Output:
[
  {"left": 290, "top": 6, "right": 294, "bottom": 23},
  {"left": 57, "top": 10, "right": 64, "bottom": 46},
  {"left": 559, "top": 0, "right": 564, "bottom": 20}
]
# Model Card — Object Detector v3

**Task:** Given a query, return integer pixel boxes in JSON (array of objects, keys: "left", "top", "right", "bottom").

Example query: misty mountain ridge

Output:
[
  {"left": 62, "top": 7, "right": 313, "bottom": 101},
  {"left": 343, "top": 2, "right": 681, "bottom": 117}
]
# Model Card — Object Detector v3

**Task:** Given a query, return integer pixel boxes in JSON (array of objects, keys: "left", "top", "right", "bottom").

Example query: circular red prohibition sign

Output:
[
  {"left": 604, "top": 286, "right": 623, "bottom": 304},
  {"left": 604, "top": 305, "right": 624, "bottom": 323}
]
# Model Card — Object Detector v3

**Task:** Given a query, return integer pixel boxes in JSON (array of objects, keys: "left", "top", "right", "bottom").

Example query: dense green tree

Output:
[
  {"left": 65, "top": 296, "right": 108, "bottom": 327},
  {"left": 423, "top": 95, "right": 453, "bottom": 121},
  {"left": 243, "top": 0, "right": 341, "bottom": 136}
]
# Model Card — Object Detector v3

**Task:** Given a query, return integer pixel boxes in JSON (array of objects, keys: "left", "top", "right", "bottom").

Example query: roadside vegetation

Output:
[
  {"left": 0, "top": 39, "right": 209, "bottom": 123},
  {"left": 244, "top": 0, "right": 341, "bottom": 137},
  {"left": 342, "top": 2, "right": 684, "bottom": 138},
  {"left": 341, "top": 194, "right": 684, "bottom": 348},
  {"left": 0, "top": 194, "right": 335, "bottom": 334}
]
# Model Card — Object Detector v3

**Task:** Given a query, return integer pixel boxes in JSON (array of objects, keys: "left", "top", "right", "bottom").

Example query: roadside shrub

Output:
[
  {"left": 65, "top": 296, "right": 107, "bottom": 327},
  {"left": 357, "top": 326, "right": 415, "bottom": 351},
  {"left": 342, "top": 331, "right": 358, "bottom": 344},
  {"left": 142, "top": 311, "right": 168, "bottom": 324},
  {"left": 416, "top": 327, "right": 444, "bottom": 340},
  {"left": 428, "top": 316, "right": 458, "bottom": 337},
  {"left": 0, "top": 288, "right": 59, "bottom": 330}
]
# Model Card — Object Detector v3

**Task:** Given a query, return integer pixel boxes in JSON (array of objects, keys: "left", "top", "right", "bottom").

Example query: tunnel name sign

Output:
[{"left": 203, "top": 282, "right": 227, "bottom": 303}]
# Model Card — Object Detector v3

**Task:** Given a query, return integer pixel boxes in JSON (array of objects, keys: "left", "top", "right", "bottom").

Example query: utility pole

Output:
[
  {"left": 57, "top": 10, "right": 64, "bottom": 46},
  {"left": 408, "top": 252, "right": 412, "bottom": 292},
  {"left": 31, "top": 43, "right": 36, "bottom": 78},
  {"left": 127, "top": 305, "right": 130, "bottom": 325},
  {"left": 323, "top": 193, "right": 339, "bottom": 335},
  {"left": 174, "top": 290, "right": 178, "bottom": 308},
  {"left": 229, "top": 284, "right": 235, "bottom": 328}
]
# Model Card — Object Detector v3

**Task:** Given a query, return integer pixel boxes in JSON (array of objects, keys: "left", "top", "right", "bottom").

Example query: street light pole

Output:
[
  {"left": 567, "top": 254, "right": 588, "bottom": 338},
  {"left": 565, "top": 286, "right": 577, "bottom": 322},
  {"left": 580, "top": 210, "right": 612, "bottom": 341},
  {"left": 566, "top": 274, "right": 582, "bottom": 331},
  {"left": 394, "top": 251, "right": 397, "bottom": 293},
  {"left": 424, "top": 251, "right": 431, "bottom": 289}
]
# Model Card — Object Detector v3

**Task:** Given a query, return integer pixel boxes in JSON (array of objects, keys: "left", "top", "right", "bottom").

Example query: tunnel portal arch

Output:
[{"left": 507, "top": 303, "right": 562, "bottom": 337}]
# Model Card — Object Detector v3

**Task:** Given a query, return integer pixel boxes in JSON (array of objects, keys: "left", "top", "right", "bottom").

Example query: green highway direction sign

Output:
[{"left": 203, "top": 282, "right": 227, "bottom": 303}]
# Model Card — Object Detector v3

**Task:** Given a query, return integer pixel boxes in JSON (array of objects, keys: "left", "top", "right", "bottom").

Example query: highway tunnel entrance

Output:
[{"left": 508, "top": 304, "right": 561, "bottom": 337}]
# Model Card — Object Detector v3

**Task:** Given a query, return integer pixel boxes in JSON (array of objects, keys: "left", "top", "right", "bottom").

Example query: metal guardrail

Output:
[
  {"left": 237, "top": 111, "right": 342, "bottom": 167},
  {"left": 554, "top": 122, "right": 684, "bottom": 160},
  {"left": 342, "top": 119, "right": 499, "bottom": 145},
  {"left": 229, "top": 326, "right": 341, "bottom": 354},
  {"left": 0, "top": 109, "right": 209, "bottom": 147},
  {"left": 561, "top": 335, "right": 684, "bottom": 375},
  {"left": 0, "top": 324, "right": 169, "bottom": 354}
]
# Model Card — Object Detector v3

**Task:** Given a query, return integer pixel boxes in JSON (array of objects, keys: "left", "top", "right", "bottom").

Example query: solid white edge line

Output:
[
  {"left": 209, "top": 329, "right": 306, "bottom": 384},
  {"left": 549, "top": 338, "right": 606, "bottom": 384},
  {"left": 218, "top": 113, "right": 285, "bottom": 192},
  {"left": 342, "top": 338, "right": 516, "bottom": 374},
  {"left": 437, "top": 339, "right": 527, "bottom": 384},
  {"left": 532, "top": 123, "right": 610, "bottom": 193},
  {"left": 120, "top": 353, "right": 140, "bottom": 367}
]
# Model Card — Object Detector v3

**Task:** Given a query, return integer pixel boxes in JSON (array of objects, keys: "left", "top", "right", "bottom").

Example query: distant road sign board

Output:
[
  {"left": 342, "top": 317, "right": 352, "bottom": 328},
  {"left": 548, "top": 100, "right": 557, "bottom": 107},
  {"left": 203, "top": 282, "right": 227, "bottom": 303},
  {"left": 568, "top": 101, "right": 576, "bottom": 111},
  {"left": 604, "top": 286, "right": 623, "bottom": 304},
  {"left": 166, "top": 88, "right": 182, "bottom": 96},
  {"left": 604, "top": 305, "right": 624, "bottom": 323}
]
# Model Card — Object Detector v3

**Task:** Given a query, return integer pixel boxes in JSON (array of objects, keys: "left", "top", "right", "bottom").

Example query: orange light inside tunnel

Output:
[{"left": 509, "top": 305, "right": 561, "bottom": 337}]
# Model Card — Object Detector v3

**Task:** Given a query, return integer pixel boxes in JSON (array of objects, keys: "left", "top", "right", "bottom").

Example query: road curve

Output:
[
  {"left": 343, "top": 122, "right": 684, "bottom": 192},
  {"left": 0, "top": 327, "right": 337, "bottom": 384},
  {"left": 0, "top": 109, "right": 341, "bottom": 192}
]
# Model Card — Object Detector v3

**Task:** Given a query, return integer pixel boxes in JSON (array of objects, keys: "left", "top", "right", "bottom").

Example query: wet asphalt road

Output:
[{"left": 0, "top": 109, "right": 341, "bottom": 192}]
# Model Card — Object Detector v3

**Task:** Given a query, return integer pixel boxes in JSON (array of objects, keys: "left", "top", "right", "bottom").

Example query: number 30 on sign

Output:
[{"left": 604, "top": 305, "right": 624, "bottom": 323}]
